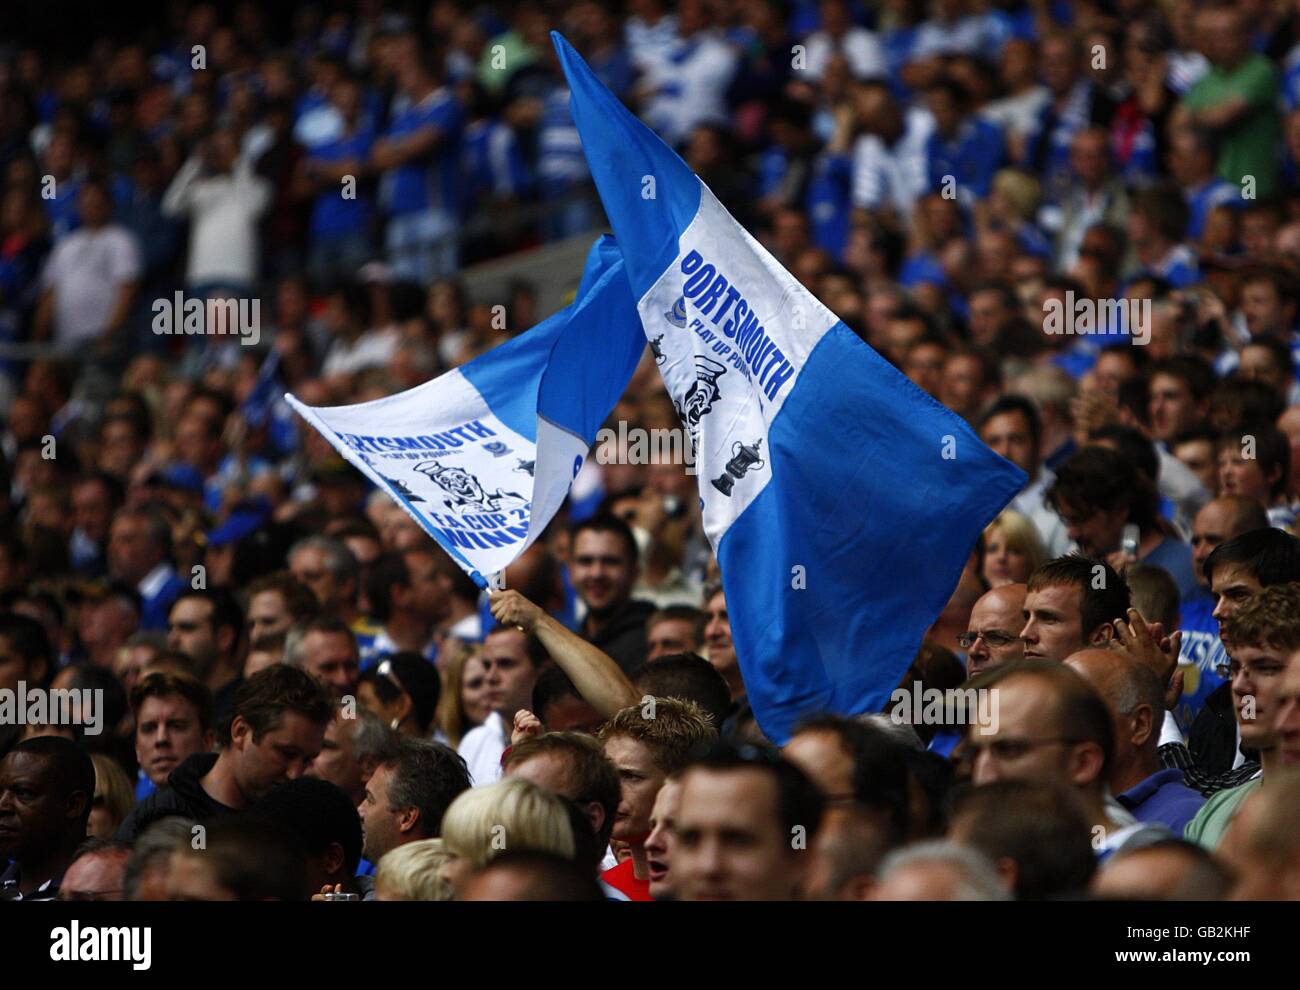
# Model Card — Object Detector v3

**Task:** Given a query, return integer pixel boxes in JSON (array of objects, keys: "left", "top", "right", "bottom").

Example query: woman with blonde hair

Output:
[
  {"left": 438, "top": 777, "right": 576, "bottom": 898},
  {"left": 981, "top": 510, "right": 1047, "bottom": 588},
  {"left": 88, "top": 754, "right": 135, "bottom": 838}
]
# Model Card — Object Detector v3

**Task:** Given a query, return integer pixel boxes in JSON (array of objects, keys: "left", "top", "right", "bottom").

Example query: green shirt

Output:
[
  {"left": 1182, "top": 54, "right": 1281, "bottom": 198},
  {"left": 1183, "top": 774, "right": 1262, "bottom": 849}
]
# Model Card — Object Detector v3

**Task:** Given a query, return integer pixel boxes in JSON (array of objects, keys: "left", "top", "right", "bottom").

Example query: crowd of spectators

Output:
[{"left": 5, "top": 0, "right": 1300, "bottom": 902}]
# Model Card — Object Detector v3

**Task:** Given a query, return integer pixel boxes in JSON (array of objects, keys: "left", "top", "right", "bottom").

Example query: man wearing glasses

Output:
[
  {"left": 1185, "top": 582, "right": 1300, "bottom": 848},
  {"left": 965, "top": 660, "right": 1168, "bottom": 861},
  {"left": 959, "top": 583, "right": 1027, "bottom": 675}
]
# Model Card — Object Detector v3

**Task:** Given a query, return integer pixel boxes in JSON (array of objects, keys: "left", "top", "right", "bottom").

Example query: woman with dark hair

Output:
[{"left": 358, "top": 651, "right": 441, "bottom": 738}]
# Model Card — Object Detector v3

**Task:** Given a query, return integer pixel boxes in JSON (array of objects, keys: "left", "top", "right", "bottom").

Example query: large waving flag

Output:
[
  {"left": 287, "top": 235, "right": 644, "bottom": 588},
  {"left": 553, "top": 33, "right": 1027, "bottom": 742}
]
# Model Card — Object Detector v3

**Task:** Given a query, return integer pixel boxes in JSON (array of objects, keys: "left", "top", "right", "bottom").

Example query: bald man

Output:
[
  {"left": 1093, "top": 839, "right": 1231, "bottom": 900},
  {"left": 963, "top": 584, "right": 1027, "bottom": 676},
  {"left": 1066, "top": 649, "right": 1205, "bottom": 833}
]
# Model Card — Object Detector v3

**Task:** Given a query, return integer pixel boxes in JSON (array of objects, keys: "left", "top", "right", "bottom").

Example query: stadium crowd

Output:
[{"left": 5, "top": 0, "right": 1300, "bottom": 902}]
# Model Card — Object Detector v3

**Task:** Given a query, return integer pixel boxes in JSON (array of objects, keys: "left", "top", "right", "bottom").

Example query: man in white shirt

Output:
[
  {"left": 458, "top": 626, "right": 546, "bottom": 785},
  {"left": 801, "top": 0, "right": 886, "bottom": 81},
  {"left": 978, "top": 395, "right": 1071, "bottom": 557},
  {"left": 162, "top": 129, "right": 271, "bottom": 293},
  {"left": 33, "top": 180, "right": 142, "bottom": 349},
  {"left": 638, "top": 4, "right": 739, "bottom": 146}
]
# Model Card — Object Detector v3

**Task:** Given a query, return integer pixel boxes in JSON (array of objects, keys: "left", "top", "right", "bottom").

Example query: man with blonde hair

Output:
[{"left": 597, "top": 696, "right": 717, "bottom": 899}]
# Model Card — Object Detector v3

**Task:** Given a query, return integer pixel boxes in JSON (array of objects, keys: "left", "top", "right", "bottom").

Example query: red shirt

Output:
[{"left": 601, "top": 857, "right": 653, "bottom": 901}]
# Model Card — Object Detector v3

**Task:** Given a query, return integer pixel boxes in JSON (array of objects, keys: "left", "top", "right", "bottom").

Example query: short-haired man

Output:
[
  {"left": 978, "top": 396, "right": 1070, "bottom": 556},
  {"left": 108, "top": 507, "right": 187, "bottom": 630},
  {"left": 598, "top": 697, "right": 718, "bottom": 900},
  {"left": 0, "top": 613, "right": 53, "bottom": 754},
  {"left": 167, "top": 588, "right": 244, "bottom": 719},
  {"left": 570, "top": 515, "right": 656, "bottom": 673},
  {"left": 288, "top": 535, "right": 366, "bottom": 630},
  {"left": 117, "top": 664, "right": 334, "bottom": 838},
  {"left": 801, "top": 803, "right": 894, "bottom": 901},
  {"left": 961, "top": 583, "right": 1027, "bottom": 676},
  {"left": 253, "top": 777, "right": 365, "bottom": 899},
  {"left": 1184, "top": 528, "right": 1300, "bottom": 777},
  {"left": 246, "top": 572, "right": 319, "bottom": 642},
  {"left": 132, "top": 670, "right": 215, "bottom": 801},
  {"left": 307, "top": 705, "right": 394, "bottom": 806},
  {"left": 503, "top": 732, "right": 622, "bottom": 892},
  {"left": 1177, "top": 497, "right": 1270, "bottom": 724},
  {"left": 1217, "top": 770, "right": 1300, "bottom": 899},
  {"left": 1066, "top": 650, "right": 1205, "bottom": 833},
  {"left": 1021, "top": 556, "right": 1131, "bottom": 661},
  {"left": 362, "top": 549, "right": 452, "bottom": 666},
  {"left": 703, "top": 584, "right": 761, "bottom": 742},
  {"left": 1185, "top": 583, "right": 1300, "bottom": 848},
  {"left": 458, "top": 625, "right": 547, "bottom": 785},
  {"left": 645, "top": 605, "right": 705, "bottom": 661},
  {"left": 967, "top": 660, "right": 1168, "bottom": 860},
  {"left": 285, "top": 615, "right": 361, "bottom": 701},
  {"left": 633, "top": 653, "right": 733, "bottom": 730},
  {"left": 0, "top": 737, "right": 95, "bottom": 900},
  {"left": 673, "top": 741, "right": 824, "bottom": 901},
  {"left": 357, "top": 738, "right": 470, "bottom": 893},
  {"left": 57, "top": 838, "right": 132, "bottom": 902},
  {"left": 166, "top": 818, "right": 307, "bottom": 901}
]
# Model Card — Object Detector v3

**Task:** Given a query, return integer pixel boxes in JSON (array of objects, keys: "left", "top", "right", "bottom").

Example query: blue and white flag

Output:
[
  {"left": 554, "top": 32, "right": 1027, "bottom": 742},
  {"left": 287, "top": 235, "right": 645, "bottom": 588}
]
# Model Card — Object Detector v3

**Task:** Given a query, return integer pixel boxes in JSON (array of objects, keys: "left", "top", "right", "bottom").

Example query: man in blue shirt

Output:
[
  {"left": 924, "top": 77, "right": 1005, "bottom": 206},
  {"left": 1066, "top": 649, "right": 1205, "bottom": 834},
  {"left": 372, "top": 44, "right": 464, "bottom": 284},
  {"left": 297, "top": 76, "right": 377, "bottom": 287}
]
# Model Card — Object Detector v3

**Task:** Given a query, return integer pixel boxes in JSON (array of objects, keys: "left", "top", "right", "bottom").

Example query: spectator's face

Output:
[
  {"left": 940, "top": 354, "right": 985, "bottom": 418},
  {"left": 983, "top": 527, "right": 1034, "bottom": 586},
  {"left": 168, "top": 598, "right": 224, "bottom": 675},
  {"left": 644, "top": 777, "right": 683, "bottom": 899},
  {"left": 301, "top": 630, "right": 360, "bottom": 700},
  {"left": 1070, "top": 132, "right": 1110, "bottom": 188},
  {"left": 230, "top": 710, "right": 326, "bottom": 804},
  {"left": 248, "top": 590, "right": 294, "bottom": 641},
  {"left": 1190, "top": 500, "right": 1236, "bottom": 587},
  {"left": 135, "top": 693, "right": 211, "bottom": 787},
  {"left": 884, "top": 317, "right": 926, "bottom": 364},
  {"left": 459, "top": 656, "right": 491, "bottom": 727},
  {"left": 1021, "top": 583, "right": 1093, "bottom": 661},
  {"left": 570, "top": 530, "right": 635, "bottom": 613},
  {"left": 357, "top": 762, "right": 404, "bottom": 862},
  {"left": 1240, "top": 281, "right": 1287, "bottom": 337},
  {"left": 1148, "top": 373, "right": 1199, "bottom": 442},
  {"left": 77, "top": 185, "right": 109, "bottom": 227},
  {"left": 175, "top": 414, "right": 221, "bottom": 473},
  {"left": 1238, "top": 345, "right": 1289, "bottom": 397},
  {"left": 1055, "top": 497, "right": 1126, "bottom": 559},
  {"left": 400, "top": 551, "right": 449, "bottom": 621},
  {"left": 1198, "top": 9, "right": 1247, "bottom": 66},
  {"left": 481, "top": 628, "right": 536, "bottom": 719},
  {"left": 99, "top": 421, "right": 144, "bottom": 478},
  {"left": 1040, "top": 37, "right": 1078, "bottom": 95},
  {"left": 0, "top": 751, "right": 86, "bottom": 861},
  {"left": 980, "top": 411, "right": 1037, "bottom": 475},
  {"left": 59, "top": 851, "right": 127, "bottom": 901},
  {"left": 166, "top": 852, "right": 234, "bottom": 901},
  {"left": 73, "top": 481, "right": 114, "bottom": 542},
  {"left": 1174, "top": 438, "right": 1219, "bottom": 497},
  {"left": 903, "top": 342, "right": 947, "bottom": 398},
  {"left": 646, "top": 618, "right": 700, "bottom": 661},
  {"left": 1210, "top": 563, "right": 1262, "bottom": 636},
  {"left": 966, "top": 586, "right": 1028, "bottom": 675},
  {"left": 290, "top": 547, "right": 346, "bottom": 611},
  {"left": 967, "top": 290, "right": 1009, "bottom": 349},
  {"left": 108, "top": 515, "right": 163, "bottom": 585},
  {"left": 783, "top": 729, "right": 853, "bottom": 800},
  {"left": 1227, "top": 644, "right": 1292, "bottom": 748},
  {"left": 1274, "top": 655, "right": 1300, "bottom": 767},
  {"left": 307, "top": 713, "right": 364, "bottom": 804},
  {"left": 674, "top": 767, "right": 803, "bottom": 900},
  {"left": 969, "top": 676, "right": 1090, "bottom": 787},
  {"left": 703, "top": 591, "right": 738, "bottom": 689},
  {"left": 1218, "top": 445, "right": 1276, "bottom": 504},
  {"left": 603, "top": 734, "right": 665, "bottom": 846}
]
